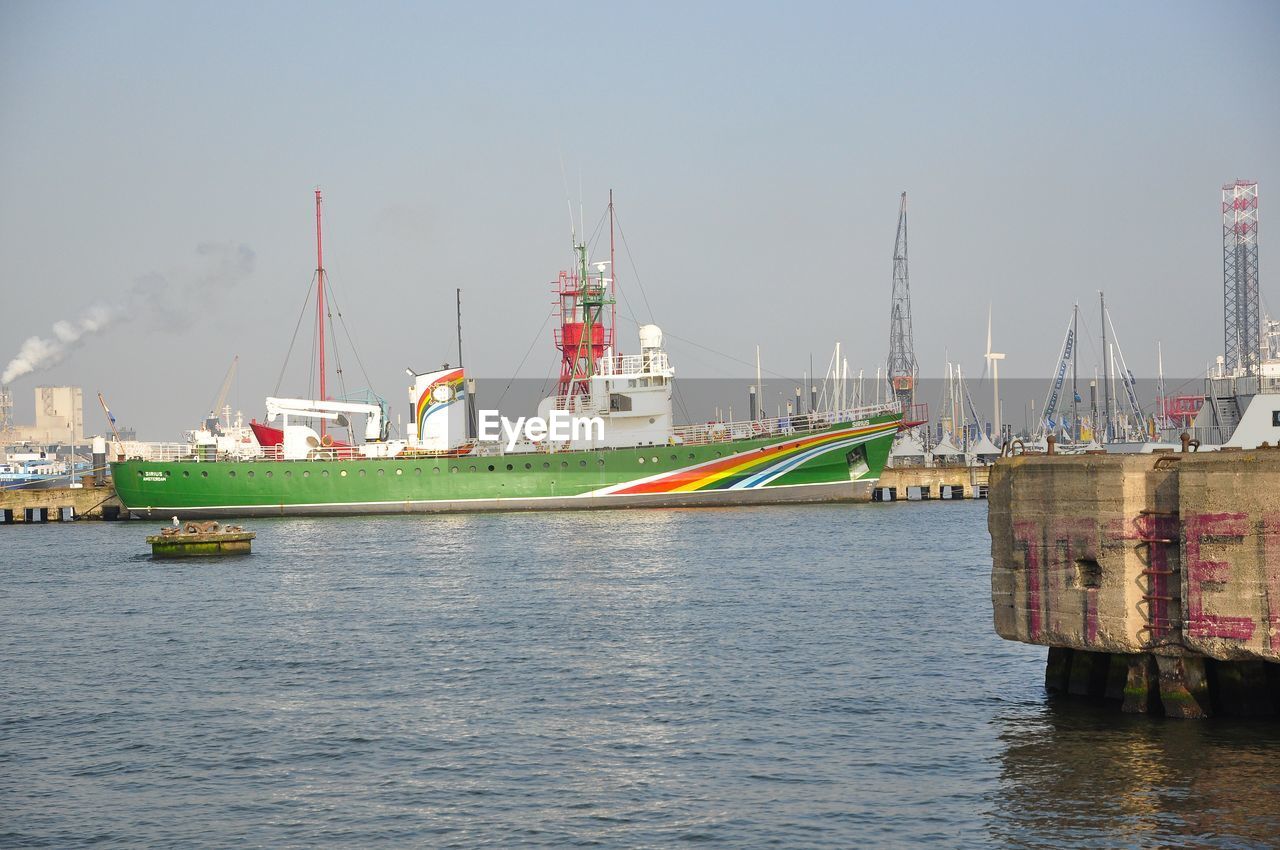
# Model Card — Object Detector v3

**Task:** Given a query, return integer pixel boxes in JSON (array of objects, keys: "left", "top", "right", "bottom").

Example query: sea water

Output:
[{"left": 3, "top": 503, "right": 1277, "bottom": 847}]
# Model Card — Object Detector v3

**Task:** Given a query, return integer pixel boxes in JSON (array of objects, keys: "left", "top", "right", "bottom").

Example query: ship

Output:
[
  {"left": 111, "top": 192, "right": 902, "bottom": 518},
  {"left": 0, "top": 450, "right": 87, "bottom": 490}
]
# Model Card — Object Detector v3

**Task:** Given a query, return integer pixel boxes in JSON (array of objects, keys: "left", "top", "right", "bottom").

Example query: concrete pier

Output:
[
  {"left": 989, "top": 448, "right": 1280, "bottom": 717},
  {"left": 873, "top": 465, "right": 990, "bottom": 502},
  {"left": 0, "top": 484, "right": 127, "bottom": 523}
]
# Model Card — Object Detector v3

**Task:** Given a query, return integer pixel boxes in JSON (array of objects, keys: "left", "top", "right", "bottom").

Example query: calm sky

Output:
[{"left": 2, "top": 1, "right": 1277, "bottom": 436}]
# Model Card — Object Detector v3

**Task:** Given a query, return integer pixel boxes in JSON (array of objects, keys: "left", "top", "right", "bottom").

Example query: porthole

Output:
[
  {"left": 228, "top": 470, "right": 236, "bottom": 478},
  {"left": 542, "top": 462, "right": 550, "bottom": 470},
  {"left": 395, "top": 468, "right": 403, "bottom": 476},
  {"left": 378, "top": 469, "right": 386, "bottom": 476},
  {"left": 284, "top": 470, "right": 292, "bottom": 478},
  {"left": 487, "top": 464, "right": 495, "bottom": 472},
  {"left": 137, "top": 471, "right": 143, "bottom": 478},
  {"left": 579, "top": 460, "right": 587, "bottom": 467},
  {"left": 715, "top": 452, "right": 722, "bottom": 458},
  {"left": 164, "top": 471, "right": 170, "bottom": 478},
  {"left": 560, "top": 461, "right": 568, "bottom": 469},
  {"left": 433, "top": 467, "right": 440, "bottom": 474},
  {"left": 688, "top": 453, "right": 695, "bottom": 460},
  {"left": 670, "top": 455, "right": 677, "bottom": 462},
  {"left": 506, "top": 464, "right": 513, "bottom": 471},
  {"left": 201, "top": 470, "right": 209, "bottom": 478},
  {"left": 414, "top": 468, "right": 422, "bottom": 476},
  {"left": 524, "top": 462, "right": 532, "bottom": 470},
  {"left": 598, "top": 459, "right": 605, "bottom": 466},
  {"left": 651, "top": 456, "right": 659, "bottom": 463},
  {"left": 322, "top": 470, "right": 330, "bottom": 477},
  {"left": 638, "top": 457, "right": 645, "bottom": 464},
  {"left": 450, "top": 467, "right": 458, "bottom": 473},
  {"left": 302, "top": 471, "right": 310, "bottom": 478},
  {"left": 340, "top": 469, "right": 347, "bottom": 477},
  {"left": 649, "top": 417, "right": 656, "bottom": 424},
  {"left": 182, "top": 470, "right": 190, "bottom": 478},
  {"left": 469, "top": 465, "right": 477, "bottom": 472},
  {"left": 247, "top": 470, "right": 254, "bottom": 479},
  {"left": 266, "top": 470, "right": 274, "bottom": 479},
  {"left": 359, "top": 469, "right": 367, "bottom": 477}
]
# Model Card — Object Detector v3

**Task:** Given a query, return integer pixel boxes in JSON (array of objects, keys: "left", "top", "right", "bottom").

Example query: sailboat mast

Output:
[
  {"left": 315, "top": 188, "right": 327, "bottom": 440},
  {"left": 1071, "top": 303, "right": 1079, "bottom": 442},
  {"left": 1100, "top": 291, "right": 1111, "bottom": 441}
]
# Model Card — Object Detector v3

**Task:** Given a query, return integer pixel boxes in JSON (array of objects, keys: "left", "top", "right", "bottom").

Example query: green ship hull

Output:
[{"left": 112, "top": 413, "right": 900, "bottom": 518}]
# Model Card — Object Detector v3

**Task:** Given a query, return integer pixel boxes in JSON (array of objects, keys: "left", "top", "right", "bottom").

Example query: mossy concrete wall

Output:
[{"left": 990, "top": 449, "right": 1280, "bottom": 664}]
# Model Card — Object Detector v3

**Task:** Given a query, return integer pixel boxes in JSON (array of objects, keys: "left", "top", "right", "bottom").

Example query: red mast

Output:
[{"left": 315, "top": 188, "right": 327, "bottom": 439}]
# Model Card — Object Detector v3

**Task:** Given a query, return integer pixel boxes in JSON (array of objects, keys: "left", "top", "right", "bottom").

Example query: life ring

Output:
[{"left": 321, "top": 434, "right": 334, "bottom": 448}]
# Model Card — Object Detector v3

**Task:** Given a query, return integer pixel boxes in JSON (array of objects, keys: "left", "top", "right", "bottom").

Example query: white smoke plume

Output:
[{"left": 1, "top": 242, "right": 255, "bottom": 385}]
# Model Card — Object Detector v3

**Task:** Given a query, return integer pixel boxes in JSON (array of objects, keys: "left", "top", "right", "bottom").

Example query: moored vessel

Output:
[{"left": 112, "top": 193, "right": 902, "bottom": 517}]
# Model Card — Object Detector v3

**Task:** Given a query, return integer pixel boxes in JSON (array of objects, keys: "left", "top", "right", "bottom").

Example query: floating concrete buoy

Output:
[{"left": 146, "top": 519, "right": 254, "bottom": 558}]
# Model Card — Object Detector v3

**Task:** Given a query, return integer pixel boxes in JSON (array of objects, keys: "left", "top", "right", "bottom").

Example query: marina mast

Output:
[
  {"left": 886, "top": 192, "right": 918, "bottom": 413},
  {"left": 1223, "top": 180, "right": 1260, "bottom": 377}
]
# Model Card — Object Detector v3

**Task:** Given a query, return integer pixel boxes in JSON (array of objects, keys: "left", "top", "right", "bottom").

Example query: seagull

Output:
[{"left": 172, "top": 515, "right": 179, "bottom": 528}]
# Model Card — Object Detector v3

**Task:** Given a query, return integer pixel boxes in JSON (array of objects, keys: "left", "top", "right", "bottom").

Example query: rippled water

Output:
[{"left": 3, "top": 502, "right": 1278, "bottom": 847}]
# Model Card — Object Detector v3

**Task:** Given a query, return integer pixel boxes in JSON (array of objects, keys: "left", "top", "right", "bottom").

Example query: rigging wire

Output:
[
  {"left": 612, "top": 209, "right": 657, "bottom": 325},
  {"left": 320, "top": 269, "right": 378, "bottom": 398},
  {"left": 274, "top": 275, "right": 317, "bottom": 396},
  {"left": 496, "top": 310, "right": 553, "bottom": 408}
]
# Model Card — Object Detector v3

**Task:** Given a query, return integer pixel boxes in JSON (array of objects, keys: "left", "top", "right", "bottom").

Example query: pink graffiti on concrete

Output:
[
  {"left": 1013, "top": 520, "right": 1042, "bottom": 640},
  {"left": 1266, "top": 514, "right": 1280, "bottom": 653},
  {"left": 1012, "top": 517, "right": 1099, "bottom": 644},
  {"left": 1184, "top": 512, "right": 1255, "bottom": 641}
]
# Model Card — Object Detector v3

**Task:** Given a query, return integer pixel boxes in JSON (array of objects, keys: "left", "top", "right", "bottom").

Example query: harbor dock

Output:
[
  {"left": 874, "top": 464, "right": 990, "bottom": 501},
  {"left": 0, "top": 484, "right": 128, "bottom": 523},
  {"left": 989, "top": 447, "right": 1280, "bottom": 717}
]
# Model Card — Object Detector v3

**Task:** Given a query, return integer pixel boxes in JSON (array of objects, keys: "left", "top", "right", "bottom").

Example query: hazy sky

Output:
[{"left": 2, "top": 1, "right": 1277, "bottom": 436}]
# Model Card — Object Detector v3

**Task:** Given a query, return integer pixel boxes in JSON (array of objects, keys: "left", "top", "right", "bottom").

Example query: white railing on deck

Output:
[
  {"left": 601, "top": 352, "right": 669, "bottom": 376},
  {"left": 670, "top": 402, "right": 901, "bottom": 447}
]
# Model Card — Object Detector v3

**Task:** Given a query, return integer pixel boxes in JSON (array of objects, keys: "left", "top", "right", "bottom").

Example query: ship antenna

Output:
[{"left": 456, "top": 288, "right": 464, "bottom": 368}]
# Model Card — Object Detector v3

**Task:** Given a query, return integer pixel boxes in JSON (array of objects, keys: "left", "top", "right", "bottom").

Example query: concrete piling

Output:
[{"left": 990, "top": 448, "right": 1280, "bottom": 717}]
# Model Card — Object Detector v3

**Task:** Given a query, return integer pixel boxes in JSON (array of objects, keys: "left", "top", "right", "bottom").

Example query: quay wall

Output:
[
  {"left": 0, "top": 484, "right": 126, "bottom": 522},
  {"left": 989, "top": 448, "right": 1280, "bottom": 716}
]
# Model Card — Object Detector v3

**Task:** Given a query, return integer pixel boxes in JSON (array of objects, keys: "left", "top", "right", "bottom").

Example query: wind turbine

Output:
[{"left": 985, "top": 304, "right": 1005, "bottom": 442}]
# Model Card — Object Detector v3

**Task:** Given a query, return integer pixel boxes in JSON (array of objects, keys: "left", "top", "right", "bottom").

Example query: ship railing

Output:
[
  {"left": 600, "top": 352, "right": 669, "bottom": 376},
  {"left": 670, "top": 402, "right": 902, "bottom": 448},
  {"left": 119, "top": 402, "right": 902, "bottom": 463}
]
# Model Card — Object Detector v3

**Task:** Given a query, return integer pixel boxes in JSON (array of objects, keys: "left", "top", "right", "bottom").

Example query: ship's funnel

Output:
[{"left": 409, "top": 366, "right": 468, "bottom": 451}]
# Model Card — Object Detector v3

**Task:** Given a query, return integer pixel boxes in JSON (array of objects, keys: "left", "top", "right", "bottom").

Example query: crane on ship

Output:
[{"left": 202, "top": 355, "right": 239, "bottom": 435}]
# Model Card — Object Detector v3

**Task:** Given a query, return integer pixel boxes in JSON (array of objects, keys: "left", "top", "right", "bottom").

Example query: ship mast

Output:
[
  {"left": 609, "top": 189, "right": 617, "bottom": 350},
  {"left": 553, "top": 197, "right": 615, "bottom": 398},
  {"left": 315, "top": 188, "right": 327, "bottom": 440}
]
